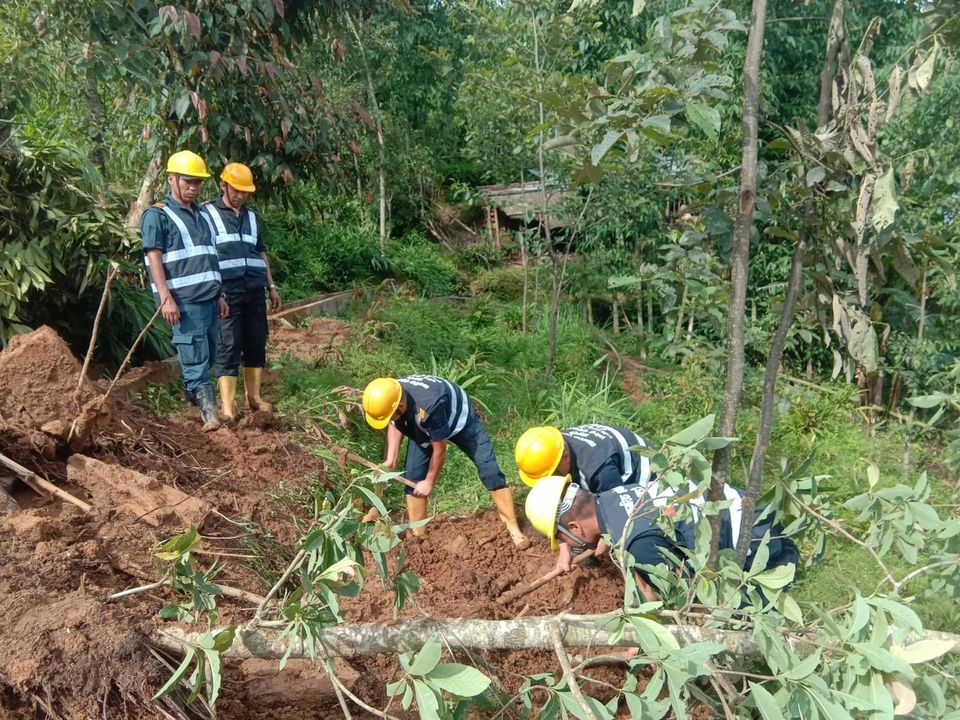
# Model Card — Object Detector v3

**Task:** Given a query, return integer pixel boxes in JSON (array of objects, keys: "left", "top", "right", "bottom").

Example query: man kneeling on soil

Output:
[
  {"left": 362, "top": 374, "right": 529, "bottom": 548},
  {"left": 524, "top": 475, "right": 799, "bottom": 602}
]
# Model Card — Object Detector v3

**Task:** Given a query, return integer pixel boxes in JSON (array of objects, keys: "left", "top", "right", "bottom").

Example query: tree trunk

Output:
[
  {"left": 736, "top": 214, "right": 809, "bottom": 563},
  {"left": 345, "top": 11, "right": 387, "bottom": 252},
  {"left": 708, "top": 0, "right": 768, "bottom": 569},
  {"left": 153, "top": 614, "right": 960, "bottom": 661},
  {"left": 521, "top": 232, "right": 530, "bottom": 335},
  {"left": 612, "top": 297, "right": 620, "bottom": 335},
  {"left": 83, "top": 41, "right": 107, "bottom": 182},
  {"left": 586, "top": 296, "right": 593, "bottom": 326},
  {"left": 818, "top": 0, "right": 846, "bottom": 128},
  {"left": 126, "top": 157, "right": 163, "bottom": 229},
  {"left": 532, "top": 9, "right": 562, "bottom": 381}
]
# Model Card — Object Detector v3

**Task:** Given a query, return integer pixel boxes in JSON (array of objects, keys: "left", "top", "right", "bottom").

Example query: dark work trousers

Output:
[
  {"left": 402, "top": 413, "right": 507, "bottom": 494},
  {"left": 214, "top": 281, "right": 268, "bottom": 377}
]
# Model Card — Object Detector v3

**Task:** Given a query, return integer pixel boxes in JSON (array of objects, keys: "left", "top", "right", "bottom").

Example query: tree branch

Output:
[{"left": 549, "top": 621, "right": 598, "bottom": 720}]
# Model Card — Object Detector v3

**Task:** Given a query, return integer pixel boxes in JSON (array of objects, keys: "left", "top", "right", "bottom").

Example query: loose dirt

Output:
[
  {"left": 0, "top": 326, "right": 661, "bottom": 720},
  {"left": 269, "top": 316, "right": 349, "bottom": 364}
]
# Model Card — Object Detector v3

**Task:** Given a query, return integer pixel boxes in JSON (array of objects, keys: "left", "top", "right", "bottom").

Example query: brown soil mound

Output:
[
  {"left": 269, "top": 317, "right": 349, "bottom": 363},
  {"left": 0, "top": 325, "right": 112, "bottom": 449}
]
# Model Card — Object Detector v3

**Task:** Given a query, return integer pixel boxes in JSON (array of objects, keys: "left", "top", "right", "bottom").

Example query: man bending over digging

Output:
[
  {"left": 524, "top": 475, "right": 799, "bottom": 602},
  {"left": 362, "top": 374, "right": 530, "bottom": 548}
]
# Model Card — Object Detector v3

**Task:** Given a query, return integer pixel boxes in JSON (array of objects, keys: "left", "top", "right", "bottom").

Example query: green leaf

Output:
[
  {"left": 784, "top": 650, "right": 822, "bottom": 681},
  {"left": 426, "top": 663, "right": 491, "bottom": 697},
  {"left": 870, "top": 167, "right": 898, "bottom": 233},
  {"left": 806, "top": 167, "right": 826, "bottom": 186},
  {"left": 631, "top": 0, "right": 645, "bottom": 16},
  {"left": 413, "top": 679, "right": 440, "bottom": 720},
  {"left": 750, "top": 682, "right": 782, "bottom": 720},
  {"left": 666, "top": 414, "right": 715, "bottom": 447},
  {"left": 318, "top": 557, "right": 359, "bottom": 582},
  {"left": 408, "top": 636, "right": 442, "bottom": 676},
  {"left": 907, "top": 392, "right": 948, "bottom": 409},
  {"left": 641, "top": 115, "right": 671, "bottom": 135},
  {"left": 212, "top": 626, "right": 236, "bottom": 652},
  {"left": 356, "top": 485, "right": 388, "bottom": 517},
  {"left": 685, "top": 100, "right": 720, "bottom": 143},
  {"left": 847, "top": 594, "right": 869, "bottom": 638},
  {"left": 153, "top": 647, "right": 195, "bottom": 699},
  {"left": 591, "top": 130, "right": 622, "bottom": 166},
  {"left": 780, "top": 595, "right": 803, "bottom": 625},
  {"left": 205, "top": 647, "right": 223, "bottom": 705},
  {"left": 754, "top": 563, "right": 795, "bottom": 590},
  {"left": 892, "top": 638, "right": 955, "bottom": 664},
  {"left": 628, "top": 615, "right": 680, "bottom": 651}
]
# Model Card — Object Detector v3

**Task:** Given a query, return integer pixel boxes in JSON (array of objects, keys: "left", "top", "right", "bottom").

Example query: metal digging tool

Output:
[
  {"left": 310, "top": 423, "right": 418, "bottom": 491},
  {"left": 496, "top": 550, "right": 596, "bottom": 604}
]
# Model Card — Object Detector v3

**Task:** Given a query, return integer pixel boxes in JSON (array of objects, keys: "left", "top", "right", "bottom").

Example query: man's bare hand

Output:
[
  {"left": 269, "top": 287, "right": 282, "bottom": 311},
  {"left": 554, "top": 543, "right": 573, "bottom": 573},
  {"left": 595, "top": 537, "right": 608, "bottom": 557},
  {"left": 160, "top": 296, "right": 180, "bottom": 325},
  {"left": 413, "top": 479, "right": 434, "bottom": 497},
  {"left": 218, "top": 296, "right": 229, "bottom": 318}
]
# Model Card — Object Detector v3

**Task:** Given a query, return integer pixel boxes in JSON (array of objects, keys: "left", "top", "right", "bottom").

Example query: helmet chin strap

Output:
[{"left": 557, "top": 524, "right": 597, "bottom": 551}]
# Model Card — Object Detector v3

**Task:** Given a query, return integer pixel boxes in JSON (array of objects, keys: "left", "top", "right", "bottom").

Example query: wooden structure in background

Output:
[{"left": 477, "top": 181, "right": 573, "bottom": 246}]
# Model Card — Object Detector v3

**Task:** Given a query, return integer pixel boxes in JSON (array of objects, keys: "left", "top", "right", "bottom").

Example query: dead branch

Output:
[
  {"left": 0, "top": 452, "right": 92, "bottom": 512},
  {"left": 75, "top": 264, "right": 119, "bottom": 403}
]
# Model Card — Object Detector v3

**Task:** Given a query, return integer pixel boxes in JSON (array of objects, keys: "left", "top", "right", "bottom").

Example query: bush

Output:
[
  {"left": 387, "top": 231, "right": 461, "bottom": 297},
  {"left": 265, "top": 208, "right": 386, "bottom": 300}
]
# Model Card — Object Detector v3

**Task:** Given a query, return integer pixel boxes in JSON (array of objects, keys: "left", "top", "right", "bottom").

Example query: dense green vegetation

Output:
[{"left": 4, "top": 0, "right": 960, "bottom": 716}]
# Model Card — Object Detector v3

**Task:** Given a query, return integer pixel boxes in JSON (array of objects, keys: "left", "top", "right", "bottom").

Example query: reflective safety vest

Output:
[
  {"left": 562, "top": 424, "right": 655, "bottom": 492},
  {"left": 395, "top": 374, "right": 471, "bottom": 445},
  {"left": 203, "top": 203, "right": 268, "bottom": 283},
  {"left": 597, "top": 481, "right": 746, "bottom": 554},
  {"left": 142, "top": 203, "right": 221, "bottom": 305}
]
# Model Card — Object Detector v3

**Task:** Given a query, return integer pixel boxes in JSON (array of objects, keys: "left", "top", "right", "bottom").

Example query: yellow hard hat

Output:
[
  {"left": 515, "top": 426, "right": 565, "bottom": 487},
  {"left": 166, "top": 150, "right": 210, "bottom": 178},
  {"left": 363, "top": 378, "right": 403, "bottom": 430},
  {"left": 524, "top": 475, "right": 572, "bottom": 550},
  {"left": 221, "top": 162, "right": 256, "bottom": 192}
]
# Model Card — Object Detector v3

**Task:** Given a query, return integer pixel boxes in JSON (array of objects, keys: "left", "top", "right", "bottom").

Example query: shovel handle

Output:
[
  {"left": 497, "top": 550, "right": 596, "bottom": 604},
  {"left": 310, "top": 424, "right": 419, "bottom": 490}
]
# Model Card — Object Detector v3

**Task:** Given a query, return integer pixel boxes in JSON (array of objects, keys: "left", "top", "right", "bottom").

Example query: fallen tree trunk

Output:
[{"left": 152, "top": 613, "right": 960, "bottom": 661}]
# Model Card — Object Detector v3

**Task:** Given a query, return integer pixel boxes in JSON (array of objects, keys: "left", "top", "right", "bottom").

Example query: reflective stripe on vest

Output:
[
  {"left": 204, "top": 204, "right": 264, "bottom": 280},
  {"left": 440, "top": 378, "right": 470, "bottom": 437},
  {"left": 603, "top": 425, "right": 636, "bottom": 483},
  {"left": 144, "top": 207, "right": 222, "bottom": 295}
]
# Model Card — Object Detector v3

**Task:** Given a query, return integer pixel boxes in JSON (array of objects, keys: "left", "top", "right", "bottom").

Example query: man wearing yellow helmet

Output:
[
  {"left": 362, "top": 375, "right": 529, "bottom": 548},
  {"left": 525, "top": 475, "right": 799, "bottom": 602},
  {"left": 515, "top": 424, "right": 657, "bottom": 572},
  {"left": 141, "top": 150, "right": 228, "bottom": 432},
  {"left": 203, "top": 162, "right": 281, "bottom": 422}
]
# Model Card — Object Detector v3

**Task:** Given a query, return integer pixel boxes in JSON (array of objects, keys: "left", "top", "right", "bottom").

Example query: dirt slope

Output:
[{"left": 0, "top": 325, "right": 640, "bottom": 720}]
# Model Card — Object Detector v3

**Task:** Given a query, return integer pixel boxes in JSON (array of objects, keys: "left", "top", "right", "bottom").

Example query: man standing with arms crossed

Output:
[
  {"left": 202, "top": 162, "right": 281, "bottom": 421},
  {"left": 141, "top": 150, "right": 227, "bottom": 432}
]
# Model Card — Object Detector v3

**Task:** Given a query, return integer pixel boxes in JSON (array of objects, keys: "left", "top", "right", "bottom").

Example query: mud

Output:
[
  {"left": 269, "top": 316, "right": 349, "bottom": 363},
  {"left": 0, "top": 326, "right": 681, "bottom": 720}
]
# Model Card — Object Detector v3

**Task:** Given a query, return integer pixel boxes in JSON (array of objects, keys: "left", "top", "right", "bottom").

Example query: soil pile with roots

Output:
[{"left": 0, "top": 324, "right": 643, "bottom": 720}]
